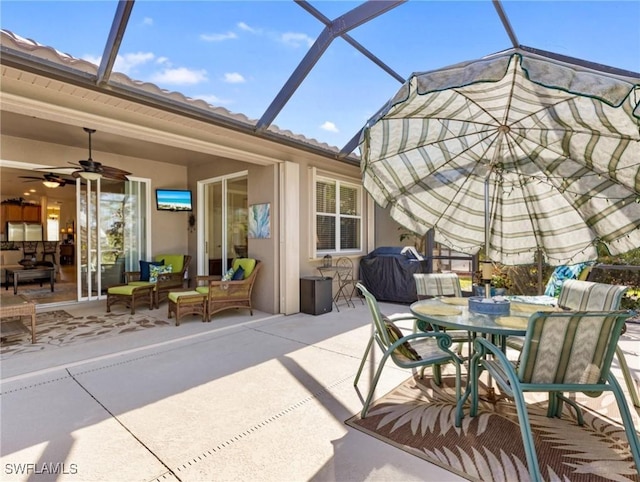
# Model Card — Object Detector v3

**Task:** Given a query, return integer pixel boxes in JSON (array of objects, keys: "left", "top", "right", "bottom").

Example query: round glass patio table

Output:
[
  {"left": 410, "top": 298, "right": 530, "bottom": 421},
  {"left": 409, "top": 298, "right": 529, "bottom": 338}
]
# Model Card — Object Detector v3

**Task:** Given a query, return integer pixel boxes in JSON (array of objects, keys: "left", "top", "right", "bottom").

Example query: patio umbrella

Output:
[{"left": 360, "top": 48, "right": 640, "bottom": 268}]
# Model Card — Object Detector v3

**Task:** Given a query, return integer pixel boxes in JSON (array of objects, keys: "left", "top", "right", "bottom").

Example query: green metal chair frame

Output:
[
  {"left": 558, "top": 279, "right": 639, "bottom": 407},
  {"left": 507, "top": 279, "right": 639, "bottom": 407},
  {"left": 413, "top": 273, "right": 470, "bottom": 355},
  {"left": 459, "top": 310, "right": 640, "bottom": 482},
  {"left": 354, "top": 282, "right": 462, "bottom": 418}
]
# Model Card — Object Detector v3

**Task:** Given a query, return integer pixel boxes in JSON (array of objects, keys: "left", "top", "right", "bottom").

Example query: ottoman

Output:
[
  {"left": 168, "top": 290, "right": 207, "bottom": 326},
  {"left": 107, "top": 284, "right": 155, "bottom": 314}
]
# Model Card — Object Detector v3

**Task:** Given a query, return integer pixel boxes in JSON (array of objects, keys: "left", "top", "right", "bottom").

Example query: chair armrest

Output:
[
  {"left": 196, "top": 275, "right": 222, "bottom": 285},
  {"left": 386, "top": 313, "right": 417, "bottom": 323},
  {"left": 207, "top": 279, "right": 247, "bottom": 288},
  {"left": 397, "top": 330, "right": 460, "bottom": 356},
  {"left": 156, "top": 272, "right": 184, "bottom": 289},
  {"left": 124, "top": 271, "right": 142, "bottom": 282},
  {"left": 206, "top": 278, "right": 253, "bottom": 298}
]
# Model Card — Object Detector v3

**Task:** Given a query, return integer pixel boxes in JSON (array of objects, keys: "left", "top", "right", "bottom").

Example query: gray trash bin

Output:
[{"left": 300, "top": 276, "right": 333, "bottom": 315}]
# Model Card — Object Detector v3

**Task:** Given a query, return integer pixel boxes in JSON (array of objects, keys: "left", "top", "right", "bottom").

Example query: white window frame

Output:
[{"left": 310, "top": 167, "right": 364, "bottom": 258}]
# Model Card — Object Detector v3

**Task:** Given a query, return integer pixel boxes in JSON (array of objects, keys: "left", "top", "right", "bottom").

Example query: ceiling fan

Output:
[
  {"left": 44, "top": 127, "right": 132, "bottom": 181},
  {"left": 19, "top": 173, "right": 72, "bottom": 188}
]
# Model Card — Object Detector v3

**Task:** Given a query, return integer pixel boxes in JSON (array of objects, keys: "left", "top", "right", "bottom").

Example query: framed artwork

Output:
[{"left": 248, "top": 203, "right": 271, "bottom": 239}]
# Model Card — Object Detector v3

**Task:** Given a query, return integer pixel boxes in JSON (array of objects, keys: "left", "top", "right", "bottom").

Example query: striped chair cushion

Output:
[
  {"left": 557, "top": 279, "right": 628, "bottom": 311},
  {"left": 414, "top": 273, "right": 462, "bottom": 298},
  {"left": 520, "top": 312, "right": 623, "bottom": 385}
]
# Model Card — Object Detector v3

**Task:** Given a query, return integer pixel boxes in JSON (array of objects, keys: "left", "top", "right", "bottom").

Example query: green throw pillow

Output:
[
  {"left": 150, "top": 264, "right": 172, "bottom": 283},
  {"left": 383, "top": 316, "right": 421, "bottom": 361}
]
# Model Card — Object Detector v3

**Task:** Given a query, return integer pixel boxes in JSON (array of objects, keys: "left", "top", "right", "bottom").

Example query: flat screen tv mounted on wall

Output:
[{"left": 156, "top": 189, "right": 193, "bottom": 211}]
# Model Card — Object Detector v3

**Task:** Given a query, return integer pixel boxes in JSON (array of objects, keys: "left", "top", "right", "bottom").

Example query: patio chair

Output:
[
  {"left": 461, "top": 310, "right": 639, "bottom": 482},
  {"left": 354, "top": 282, "right": 462, "bottom": 418},
  {"left": 507, "top": 279, "right": 639, "bottom": 407},
  {"left": 125, "top": 254, "right": 191, "bottom": 308},
  {"left": 413, "top": 273, "right": 469, "bottom": 353},
  {"left": 414, "top": 273, "right": 463, "bottom": 299},
  {"left": 195, "top": 258, "right": 261, "bottom": 320}
]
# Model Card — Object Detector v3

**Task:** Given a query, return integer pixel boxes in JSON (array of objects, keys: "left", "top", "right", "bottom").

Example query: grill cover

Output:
[{"left": 359, "top": 247, "right": 425, "bottom": 304}]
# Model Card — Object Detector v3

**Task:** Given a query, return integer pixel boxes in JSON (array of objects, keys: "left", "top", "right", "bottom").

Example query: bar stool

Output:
[
  {"left": 22, "top": 241, "right": 39, "bottom": 261},
  {"left": 42, "top": 241, "right": 58, "bottom": 265}
]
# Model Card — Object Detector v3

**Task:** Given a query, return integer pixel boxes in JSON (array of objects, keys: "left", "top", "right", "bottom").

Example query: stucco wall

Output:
[{"left": 375, "top": 204, "right": 405, "bottom": 249}]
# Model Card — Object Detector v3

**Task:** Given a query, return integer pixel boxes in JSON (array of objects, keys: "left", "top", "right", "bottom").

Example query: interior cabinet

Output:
[
  {"left": 21, "top": 204, "right": 41, "bottom": 222},
  {"left": 2, "top": 204, "right": 23, "bottom": 222},
  {"left": 1, "top": 203, "right": 42, "bottom": 233}
]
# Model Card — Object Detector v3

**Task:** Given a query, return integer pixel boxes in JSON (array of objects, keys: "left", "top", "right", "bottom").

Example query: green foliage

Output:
[
  {"left": 104, "top": 207, "right": 124, "bottom": 264},
  {"left": 398, "top": 227, "right": 425, "bottom": 253}
]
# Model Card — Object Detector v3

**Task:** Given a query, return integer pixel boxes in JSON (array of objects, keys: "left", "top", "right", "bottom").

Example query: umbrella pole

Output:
[{"left": 483, "top": 173, "right": 492, "bottom": 299}]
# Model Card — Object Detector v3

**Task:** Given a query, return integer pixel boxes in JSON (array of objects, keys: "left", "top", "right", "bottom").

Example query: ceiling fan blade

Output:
[
  {"left": 19, "top": 176, "right": 44, "bottom": 181},
  {"left": 101, "top": 165, "right": 131, "bottom": 180},
  {"left": 35, "top": 165, "right": 76, "bottom": 173}
]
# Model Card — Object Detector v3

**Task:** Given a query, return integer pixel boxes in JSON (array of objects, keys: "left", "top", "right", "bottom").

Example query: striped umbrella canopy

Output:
[{"left": 360, "top": 48, "right": 640, "bottom": 266}]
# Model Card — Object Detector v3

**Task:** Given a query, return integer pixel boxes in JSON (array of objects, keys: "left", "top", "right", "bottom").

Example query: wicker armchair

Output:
[
  {"left": 125, "top": 254, "right": 192, "bottom": 308},
  {"left": 196, "top": 259, "right": 261, "bottom": 320}
]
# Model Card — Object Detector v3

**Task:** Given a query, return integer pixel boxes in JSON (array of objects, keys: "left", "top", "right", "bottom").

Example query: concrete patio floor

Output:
[{"left": 1, "top": 298, "right": 638, "bottom": 481}]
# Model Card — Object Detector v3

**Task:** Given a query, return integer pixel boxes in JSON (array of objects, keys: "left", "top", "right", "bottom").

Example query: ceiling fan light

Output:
[
  {"left": 79, "top": 171, "right": 102, "bottom": 181},
  {"left": 42, "top": 180, "right": 61, "bottom": 188}
]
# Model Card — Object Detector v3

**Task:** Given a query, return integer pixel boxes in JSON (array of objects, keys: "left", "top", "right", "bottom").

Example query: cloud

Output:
[
  {"left": 280, "top": 32, "right": 314, "bottom": 48},
  {"left": 151, "top": 67, "right": 208, "bottom": 85},
  {"left": 237, "top": 22, "right": 260, "bottom": 34},
  {"left": 224, "top": 72, "right": 245, "bottom": 84},
  {"left": 320, "top": 121, "right": 339, "bottom": 133},
  {"left": 192, "top": 94, "right": 233, "bottom": 106},
  {"left": 142, "top": 17, "right": 153, "bottom": 26},
  {"left": 200, "top": 31, "right": 238, "bottom": 42},
  {"left": 114, "top": 52, "right": 155, "bottom": 74},
  {"left": 84, "top": 52, "right": 155, "bottom": 75},
  {"left": 82, "top": 54, "right": 101, "bottom": 66}
]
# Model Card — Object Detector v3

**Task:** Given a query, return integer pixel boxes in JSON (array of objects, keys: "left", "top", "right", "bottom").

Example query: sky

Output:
[{"left": 1, "top": 0, "right": 639, "bottom": 151}]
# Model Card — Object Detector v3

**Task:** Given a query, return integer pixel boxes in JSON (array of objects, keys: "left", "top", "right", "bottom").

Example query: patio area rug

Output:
[
  {"left": 346, "top": 374, "right": 640, "bottom": 481},
  {"left": 0, "top": 309, "right": 171, "bottom": 358}
]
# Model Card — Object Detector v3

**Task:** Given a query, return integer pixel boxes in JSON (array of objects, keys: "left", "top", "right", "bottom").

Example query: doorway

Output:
[
  {"left": 78, "top": 177, "right": 150, "bottom": 299},
  {"left": 198, "top": 172, "right": 248, "bottom": 276}
]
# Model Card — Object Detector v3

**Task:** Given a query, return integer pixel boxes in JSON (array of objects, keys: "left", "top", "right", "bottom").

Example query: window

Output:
[{"left": 316, "top": 177, "right": 362, "bottom": 253}]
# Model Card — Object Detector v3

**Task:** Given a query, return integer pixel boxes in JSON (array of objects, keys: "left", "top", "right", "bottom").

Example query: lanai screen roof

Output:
[{"left": 1, "top": 0, "right": 639, "bottom": 163}]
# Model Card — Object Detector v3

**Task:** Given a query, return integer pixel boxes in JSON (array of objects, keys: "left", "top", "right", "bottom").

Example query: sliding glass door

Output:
[
  {"left": 78, "top": 177, "right": 149, "bottom": 299},
  {"left": 199, "top": 172, "right": 248, "bottom": 276}
]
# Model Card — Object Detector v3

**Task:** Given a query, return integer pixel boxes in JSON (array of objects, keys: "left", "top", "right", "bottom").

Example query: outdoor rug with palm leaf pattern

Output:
[{"left": 346, "top": 375, "right": 639, "bottom": 481}]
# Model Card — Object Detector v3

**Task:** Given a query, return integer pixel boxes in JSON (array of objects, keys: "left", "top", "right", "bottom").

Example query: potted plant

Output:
[{"left": 473, "top": 264, "right": 511, "bottom": 296}]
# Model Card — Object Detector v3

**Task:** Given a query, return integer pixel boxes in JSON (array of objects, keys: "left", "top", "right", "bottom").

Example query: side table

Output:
[{"left": 0, "top": 295, "right": 36, "bottom": 343}]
